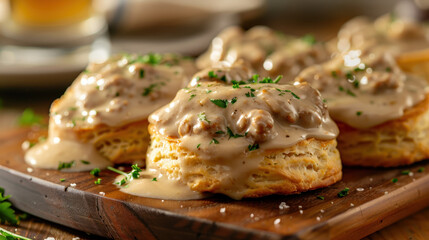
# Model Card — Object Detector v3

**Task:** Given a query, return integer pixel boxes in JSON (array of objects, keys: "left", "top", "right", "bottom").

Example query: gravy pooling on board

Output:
[
  {"left": 125, "top": 82, "right": 339, "bottom": 199},
  {"left": 25, "top": 53, "right": 196, "bottom": 171}
]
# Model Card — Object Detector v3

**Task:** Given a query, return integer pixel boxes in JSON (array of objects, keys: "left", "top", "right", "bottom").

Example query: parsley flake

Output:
[
  {"left": 189, "top": 94, "right": 196, "bottom": 101},
  {"left": 139, "top": 69, "right": 145, "bottom": 78},
  {"left": 392, "top": 178, "right": 398, "bottom": 183},
  {"left": 401, "top": 170, "right": 410, "bottom": 175},
  {"left": 81, "top": 160, "right": 90, "bottom": 165},
  {"left": 210, "top": 138, "right": 219, "bottom": 144},
  {"left": 58, "top": 161, "right": 75, "bottom": 170},
  {"left": 356, "top": 111, "right": 362, "bottom": 116},
  {"left": 198, "top": 112, "right": 211, "bottom": 123},
  {"left": 210, "top": 99, "right": 228, "bottom": 108},
  {"left": 152, "top": 178, "right": 157, "bottom": 182},
  {"left": 302, "top": 34, "right": 316, "bottom": 45},
  {"left": 418, "top": 167, "right": 425, "bottom": 172},
  {"left": 337, "top": 187, "right": 350, "bottom": 198},
  {"left": 317, "top": 196, "right": 325, "bottom": 200},
  {"left": 248, "top": 143, "right": 259, "bottom": 151},
  {"left": 18, "top": 108, "right": 43, "bottom": 126},
  {"left": 94, "top": 178, "right": 102, "bottom": 185},
  {"left": 90, "top": 168, "right": 101, "bottom": 177},
  {"left": 227, "top": 127, "right": 244, "bottom": 139}
]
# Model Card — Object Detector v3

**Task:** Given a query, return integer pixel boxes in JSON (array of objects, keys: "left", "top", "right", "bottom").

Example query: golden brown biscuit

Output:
[
  {"left": 336, "top": 94, "right": 429, "bottom": 167},
  {"left": 25, "top": 53, "right": 197, "bottom": 170},
  {"left": 146, "top": 82, "right": 341, "bottom": 199},
  {"left": 147, "top": 128, "right": 341, "bottom": 198}
]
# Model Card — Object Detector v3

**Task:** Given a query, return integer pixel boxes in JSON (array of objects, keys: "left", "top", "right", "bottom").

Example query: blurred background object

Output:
[{"left": 0, "top": 0, "right": 428, "bottom": 88}]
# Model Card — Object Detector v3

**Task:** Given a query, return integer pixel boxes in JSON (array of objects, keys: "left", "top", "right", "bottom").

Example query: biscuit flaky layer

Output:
[
  {"left": 147, "top": 126, "right": 342, "bottom": 198},
  {"left": 337, "top": 94, "right": 429, "bottom": 167},
  {"left": 75, "top": 119, "right": 150, "bottom": 165}
]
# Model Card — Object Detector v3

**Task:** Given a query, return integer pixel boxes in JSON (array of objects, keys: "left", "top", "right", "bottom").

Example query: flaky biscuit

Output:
[
  {"left": 147, "top": 125, "right": 342, "bottom": 198},
  {"left": 337, "top": 94, "right": 429, "bottom": 167},
  {"left": 75, "top": 119, "right": 149, "bottom": 165}
]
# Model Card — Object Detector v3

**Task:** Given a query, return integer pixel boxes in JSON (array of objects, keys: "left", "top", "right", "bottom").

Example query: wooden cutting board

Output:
[{"left": 1, "top": 128, "right": 429, "bottom": 240}]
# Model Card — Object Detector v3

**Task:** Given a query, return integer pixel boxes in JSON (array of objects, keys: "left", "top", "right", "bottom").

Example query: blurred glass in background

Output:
[{"left": 0, "top": 0, "right": 427, "bottom": 88}]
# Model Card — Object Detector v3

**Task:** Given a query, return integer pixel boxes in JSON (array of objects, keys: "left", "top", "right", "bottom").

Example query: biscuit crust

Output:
[
  {"left": 75, "top": 119, "right": 150, "bottom": 165},
  {"left": 337, "top": 94, "right": 429, "bottom": 167},
  {"left": 147, "top": 125, "right": 342, "bottom": 198}
]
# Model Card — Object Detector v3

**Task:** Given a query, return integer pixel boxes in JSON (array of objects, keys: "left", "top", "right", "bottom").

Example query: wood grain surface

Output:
[{"left": 0, "top": 128, "right": 429, "bottom": 240}]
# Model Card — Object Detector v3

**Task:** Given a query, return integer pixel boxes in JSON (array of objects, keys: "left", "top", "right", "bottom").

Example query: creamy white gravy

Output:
[
  {"left": 296, "top": 47, "right": 428, "bottom": 129},
  {"left": 196, "top": 26, "right": 330, "bottom": 83},
  {"left": 115, "top": 174, "right": 208, "bottom": 200},
  {"left": 332, "top": 15, "right": 429, "bottom": 57},
  {"left": 25, "top": 53, "right": 196, "bottom": 171},
  {"left": 124, "top": 82, "right": 338, "bottom": 199}
]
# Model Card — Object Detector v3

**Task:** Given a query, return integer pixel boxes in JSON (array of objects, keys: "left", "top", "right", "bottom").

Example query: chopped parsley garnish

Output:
[
  {"left": 352, "top": 80, "right": 359, "bottom": 88},
  {"left": 198, "top": 112, "right": 211, "bottom": 123},
  {"left": 354, "top": 66, "right": 365, "bottom": 72},
  {"left": 230, "top": 97, "right": 237, "bottom": 104},
  {"left": 0, "top": 187, "right": 18, "bottom": 225},
  {"left": 94, "top": 178, "right": 102, "bottom": 185},
  {"left": 210, "top": 138, "right": 219, "bottom": 144},
  {"left": 276, "top": 88, "right": 300, "bottom": 99},
  {"left": 115, "top": 92, "right": 120, "bottom": 97},
  {"left": 18, "top": 108, "right": 43, "bottom": 126},
  {"left": 215, "top": 130, "right": 225, "bottom": 135},
  {"left": 386, "top": 67, "right": 392, "bottom": 72},
  {"left": 81, "top": 160, "right": 90, "bottom": 165},
  {"left": 142, "top": 83, "right": 158, "bottom": 96},
  {"left": 208, "top": 71, "right": 218, "bottom": 78},
  {"left": 356, "top": 111, "right": 362, "bottom": 116},
  {"left": 108, "top": 165, "right": 143, "bottom": 186},
  {"left": 345, "top": 71, "right": 354, "bottom": 80},
  {"left": 337, "top": 187, "right": 350, "bottom": 198},
  {"left": 301, "top": 34, "right": 316, "bottom": 45},
  {"left": 139, "top": 69, "right": 145, "bottom": 78},
  {"left": 227, "top": 127, "right": 244, "bottom": 139},
  {"left": 346, "top": 89, "right": 356, "bottom": 97},
  {"left": 128, "top": 53, "right": 163, "bottom": 65},
  {"left": 274, "top": 75, "right": 282, "bottom": 83},
  {"left": 58, "top": 161, "right": 75, "bottom": 170},
  {"left": 252, "top": 74, "right": 259, "bottom": 83},
  {"left": 210, "top": 99, "right": 228, "bottom": 108},
  {"left": 68, "top": 107, "right": 77, "bottom": 111},
  {"left": 232, "top": 80, "right": 246, "bottom": 88},
  {"left": 60, "top": 178, "right": 66, "bottom": 182},
  {"left": 331, "top": 71, "right": 338, "bottom": 78},
  {"left": 90, "top": 168, "right": 101, "bottom": 177},
  {"left": 189, "top": 94, "right": 196, "bottom": 101},
  {"left": 317, "top": 196, "right": 325, "bottom": 200},
  {"left": 130, "top": 164, "right": 142, "bottom": 179},
  {"left": 401, "top": 170, "right": 410, "bottom": 175},
  {"left": 197, "top": 144, "right": 201, "bottom": 149},
  {"left": 206, "top": 90, "right": 212, "bottom": 94},
  {"left": 248, "top": 143, "right": 259, "bottom": 151},
  {"left": 245, "top": 88, "right": 256, "bottom": 98},
  {"left": 418, "top": 167, "right": 425, "bottom": 172},
  {"left": 152, "top": 178, "right": 157, "bottom": 182},
  {"left": 220, "top": 75, "right": 227, "bottom": 82},
  {"left": 392, "top": 178, "right": 398, "bottom": 183},
  {"left": 142, "top": 82, "right": 165, "bottom": 97},
  {"left": 338, "top": 86, "right": 344, "bottom": 91},
  {"left": 0, "top": 227, "right": 31, "bottom": 240}
]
